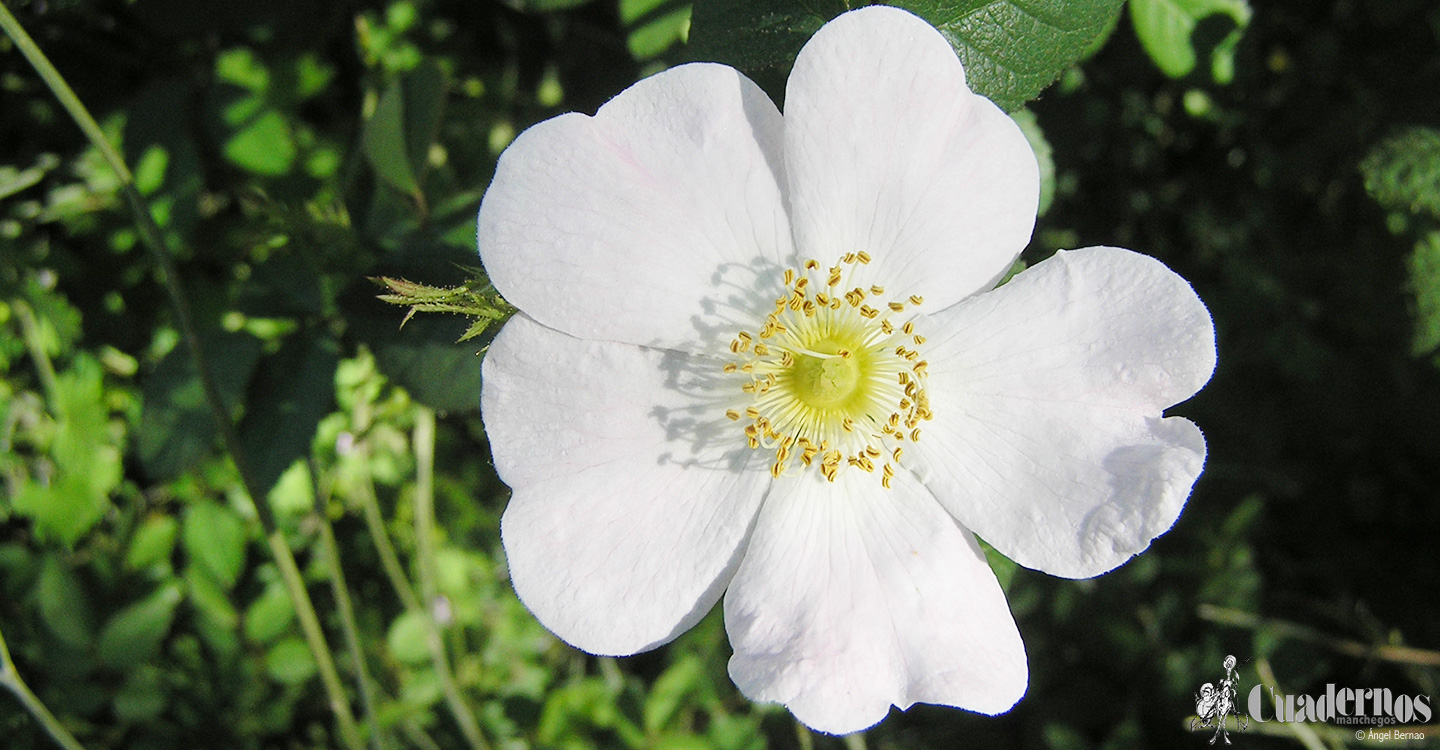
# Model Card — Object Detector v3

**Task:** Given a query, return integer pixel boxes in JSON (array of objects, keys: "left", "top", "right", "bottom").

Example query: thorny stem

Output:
[
  {"left": 413, "top": 407, "right": 491, "bottom": 750},
  {"left": 310, "top": 459, "right": 387, "bottom": 750},
  {"left": 0, "top": 623, "right": 90, "bottom": 750},
  {"left": 0, "top": 7, "right": 363, "bottom": 749}
]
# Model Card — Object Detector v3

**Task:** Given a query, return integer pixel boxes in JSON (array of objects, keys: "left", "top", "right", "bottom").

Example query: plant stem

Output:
[
  {"left": 413, "top": 408, "right": 490, "bottom": 750},
  {"left": 354, "top": 451, "right": 422, "bottom": 614},
  {"left": 0, "top": 624, "right": 90, "bottom": 750},
  {"left": 11, "top": 300, "right": 60, "bottom": 403},
  {"left": 310, "top": 459, "right": 387, "bottom": 750},
  {"left": 0, "top": 8, "right": 362, "bottom": 748},
  {"left": 1199, "top": 604, "right": 1440, "bottom": 668}
]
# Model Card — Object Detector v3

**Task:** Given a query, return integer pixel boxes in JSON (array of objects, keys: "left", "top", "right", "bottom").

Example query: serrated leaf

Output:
[
  {"left": 237, "top": 331, "right": 341, "bottom": 497},
  {"left": 895, "top": 0, "right": 1128, "bottom": 111},
  {"left": 1361, "top": 127, "right": 1440, "bottom": 219},
  {"left": 98, "top": 582, "right": 183, "bottom": 669},
  {"left": 1129, "top": 0, "right": 1251, "bottom": 81},
  {"left": 690, "top": 0, "right": 1126, "bottom": 112},
  {"left": 183, "top": 501, "right": 248, "bottom": 590}
]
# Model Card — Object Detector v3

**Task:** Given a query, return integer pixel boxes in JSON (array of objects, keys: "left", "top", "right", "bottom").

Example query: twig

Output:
[
  {"left": 0, "top": 623, "right": 90, "bottom": 750},
  {"left": 1199, "top": 604, "right": 1440, "bottom": 668}
]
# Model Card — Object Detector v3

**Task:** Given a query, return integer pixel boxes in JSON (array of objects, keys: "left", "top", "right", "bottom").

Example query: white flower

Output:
[{"left": 476, "top": 5, "right": 1215, "bottom": 735}]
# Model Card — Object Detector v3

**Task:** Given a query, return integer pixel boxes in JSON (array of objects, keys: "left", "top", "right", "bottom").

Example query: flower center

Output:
[
  {"left": 723, "top": 253, "right": 933, "bottom": 487},
  {"left": 791, "top": 340, "right": 862, "bottom": 408}
]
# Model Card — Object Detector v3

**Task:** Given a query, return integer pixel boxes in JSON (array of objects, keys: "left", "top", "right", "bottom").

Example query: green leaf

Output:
[
  {"left": 113, "top": 666, "right": 169, "bottom": 723},
  {"left": 265, "top": 637, "right": 318, "bottom": 685},
  {"left": 623, "top": 0, "right": 691, "bottom": 60},
  {"left": 1361, "top": 127, "right": 1440, "bottom": 219},
  {"left": 12, "top": 355, "right": 120, "bottom": 546},
  {"left": 644, "top": 655, "right": 704, "bottom": 733},
  {"left": 1407, "top": 231, "right": 1440, "bottom": 357},
  {"left": 37, "top": 555, "right": 95, "bottom": 648},
  {"left": 125, "top": 515, "right": 180, "bottom": 571},
  {"left": 894, "top": 0, "right": 1128, "bottom": 110},
  {"left": 237, "top": 331, "right": 341, "bottom": 497},
  {"left": 98, "top": 582, "right": 183, "bottom": 670},
  {"left": 403, "top": 60, "right": 449, "bottom": 187},
  {"left": 137, "top": 331, "right": 262, "bottom": 481},
  {"left": 386, "top": 610, "right": 431, "bottom": 664},
  {"left": 1129, "top": 0, "right": 1251, "bottom": 82},
  {"left": 244, "top": 580, "right": 296, "bottom": 643},
  {"left": 223, "top": 109, "right": 298, "bottom": 176},
  {"left": 365, "top": 79, "right": 419, "bottom": 195},
  {"left": 690, "top": 0, "right": 1126, "bottom": 112},
  {"left": 182, "top": 501, "right": 248, "bottom": 590}
]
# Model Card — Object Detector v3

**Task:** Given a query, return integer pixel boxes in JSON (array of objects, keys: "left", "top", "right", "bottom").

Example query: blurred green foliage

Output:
[{"left": 1, "top": 0, "right": 1438, "bottom": 749}]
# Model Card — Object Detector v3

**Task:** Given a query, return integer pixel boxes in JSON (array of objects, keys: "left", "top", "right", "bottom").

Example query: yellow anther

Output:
[
  {"left": 870, "top": 285, "right": 885, "bottom": 296},
  {"left": 909, "top": 295, "right": 924, "bottom": 306},
  {"left": 771, "top": 461, "right": 786, "bottom": 478},
  {"left": 795, "top": 277, "right": 809, "bottom": 290},
  {"left": 738, "top": 331, "right": 752, "bottom": 341},
  {"left": 892, "top": 446, "right": 904, "bottom": 463},
  {"left": 828, "top": 267, "right": 842, "bottom": 286},
  {"left": 754, "top": 343, "right": 769, "bottom": 356},
  {"left": 815, "top": 293, "right": 830, "bottom": 306},
  {"left": 860, "top": 305, "right": 879, "bottom": 319},
  {"left": 865, "top": 445, "right": 881, "bottom": 458},
  {"left": 843, "top": 253, "right": 856, "bottom": 263},
  {"left": 745, "top": 407, "right": 761, "bottom": 419},
  {"left": 912, "top": 334, "right": 926, "bottom": 345},
  {"left": 903, "top": 321, "right": 915, "bottom": 335},
  {"left": 881, "top": 319, "right": 894, "bottom": 334},
  {"left": 805, "top": 259, "right": 820, "bottom": 270},
  {"left": 780, "top": 351, "right": 794, "bottom": 367},
  {"left": 723, "top": 363, "right": 738, "bottom": 373},
  {"left": 913, "top": 361, "right": 928, "bottom": 376},
  {"left": 783, "top": 269, "right": 795, "bottom": 285},
  {"left": 881, "top": 463, "right": 894, "bottom": 488},
  {"left": 857, "top": 251, "right": 872, "bottom": 264},
  {"left": 838, "top": 349, "right": 852, "bottom": 359},
  {"left": 910, "top": 428, "right": 922, "bottom": 442},
  {"left": 842, "top": 417, "right": 855, "bottom": 432},
  {"left": 803, "top": 300, "right": 817, "bottom": 317},
  {"left": 726, "top": 409, "right": 741, "bottom": 421},
  {"left": 889, "top": 301, "right": 905, "bottom": 312}
]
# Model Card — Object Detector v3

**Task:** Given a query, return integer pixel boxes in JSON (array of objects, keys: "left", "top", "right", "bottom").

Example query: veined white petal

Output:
[
  {"left": 782, "top": 5, "right": 1039, "bottom": 310},
  {"left": 724, "top": 469, "right": 1027, "bottom": 735},
  {"left": 478, "top": 63, "right": 792, "bottom": 354},
  {"left": 911, "top": 247, "right": 1216, "bottom": 578},
  {"left": 484, "top": 315, "right": 771, "bottom": 655}
]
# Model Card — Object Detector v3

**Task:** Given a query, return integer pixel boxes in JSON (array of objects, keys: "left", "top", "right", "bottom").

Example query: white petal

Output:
[
  {"left": 910, "top": 247, "right": 1216, "bottom": 579},
  {"left": 724, "top": 469, "right": 1027, "bottom": 735},
  {"left": 782, "top": 6, "right": 1039, "bottom": 310},
  {"left": 477, "top": 63, "right": 793, "bottom": 353},
  {"left": 483, "top": 315, "right": 771, "bottom": 655}
]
